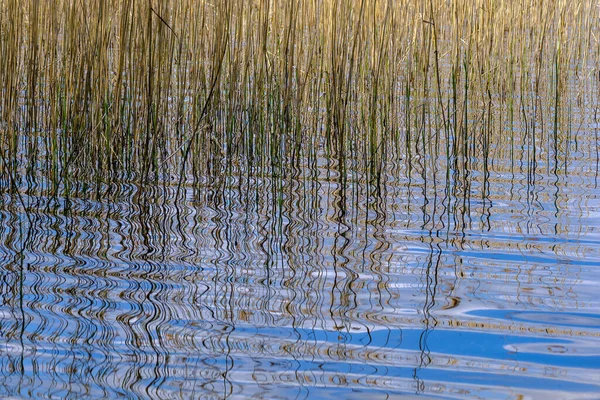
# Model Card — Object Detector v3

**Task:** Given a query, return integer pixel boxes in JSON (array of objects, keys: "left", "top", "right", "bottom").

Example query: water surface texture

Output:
[{"left": 1, "top": 120, "right": 600, "bottom": 399}]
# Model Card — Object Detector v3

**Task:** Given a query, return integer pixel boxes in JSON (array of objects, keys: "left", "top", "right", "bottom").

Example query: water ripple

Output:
[{"left": 1, "top": 117, "right": 599, "bottom": 398}]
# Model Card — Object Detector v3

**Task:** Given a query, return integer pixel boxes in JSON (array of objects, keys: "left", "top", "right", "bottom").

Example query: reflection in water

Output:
[
  {"left": 1, "top": 117, "right": 600, "bottom": 399},
  {"left": 1, "top": 81, "right": 600, "bottom": 399}
]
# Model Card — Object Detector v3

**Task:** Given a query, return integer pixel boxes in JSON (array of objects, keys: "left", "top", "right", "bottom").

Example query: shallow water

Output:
[{"left": 1, "top": 121, "right": 600, "bottom": 400}]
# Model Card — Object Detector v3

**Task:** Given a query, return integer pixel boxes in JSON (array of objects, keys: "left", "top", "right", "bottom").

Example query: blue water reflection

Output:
[{"left": 1, "top": 114, "right": 600, "bottom": 399}]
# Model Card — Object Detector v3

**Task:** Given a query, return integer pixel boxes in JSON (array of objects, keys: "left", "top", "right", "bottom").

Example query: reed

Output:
[{"left": 0, "top": 0, "right": 597, "bottom": 196}]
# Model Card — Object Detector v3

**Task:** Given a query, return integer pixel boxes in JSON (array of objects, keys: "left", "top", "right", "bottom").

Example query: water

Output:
[{"left": 1, "top": 122, "right": 599, "bottom": 399}]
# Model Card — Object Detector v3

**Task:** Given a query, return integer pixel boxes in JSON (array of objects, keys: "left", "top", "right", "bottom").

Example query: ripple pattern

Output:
[{"left": 1, "top": 113, "right": 600, "bottom": 399}]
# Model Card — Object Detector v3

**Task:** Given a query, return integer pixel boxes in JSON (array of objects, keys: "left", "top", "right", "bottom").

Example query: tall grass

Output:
[{"left": 0, "top": 0, "right": 597, "bottom": 194}]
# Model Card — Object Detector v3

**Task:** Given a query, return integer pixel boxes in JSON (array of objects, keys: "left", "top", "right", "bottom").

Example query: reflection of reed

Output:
[
  {"left": 0, "top": 77, "right": 599, "bottom": 397},
  {"left": 0, "top": 156, "right": 598, "bottom": 398}
]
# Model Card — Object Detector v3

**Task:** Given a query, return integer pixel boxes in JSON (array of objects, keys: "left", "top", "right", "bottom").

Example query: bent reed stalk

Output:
[{"left": 0, "top": 0, "right": 597, "bottom": 194}]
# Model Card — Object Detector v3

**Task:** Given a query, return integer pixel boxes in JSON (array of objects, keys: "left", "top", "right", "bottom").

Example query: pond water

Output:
[{"left": 1, "top": 117, "right": 599, "bottom": 400}]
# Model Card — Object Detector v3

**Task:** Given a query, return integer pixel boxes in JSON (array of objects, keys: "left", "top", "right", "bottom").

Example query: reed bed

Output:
[{"left": 0, "top": 0, "right": 597, "bottom": 196}]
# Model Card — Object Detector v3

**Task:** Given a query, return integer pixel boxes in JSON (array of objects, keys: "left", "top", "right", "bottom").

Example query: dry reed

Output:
[{"left": 0, "top": 0, "right": 597, "bottom": 193}]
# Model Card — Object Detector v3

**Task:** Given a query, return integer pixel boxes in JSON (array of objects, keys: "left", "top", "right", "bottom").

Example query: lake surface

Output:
[{"left": 1, "top": 116, "right": 600, "bottom": 399}]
